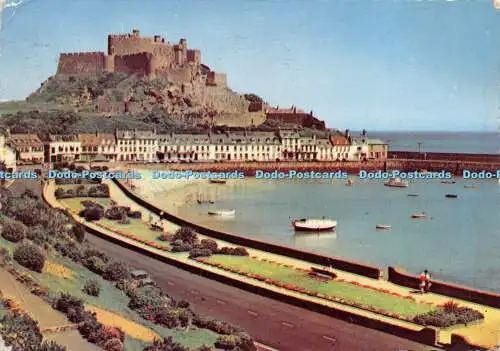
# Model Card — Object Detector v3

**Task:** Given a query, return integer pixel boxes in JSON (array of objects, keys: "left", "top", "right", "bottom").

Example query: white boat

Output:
[
  {"left": 292, "top": 218, "right": 337, "bottom": 232},
  {"left": 376, "top": 224, "right": 391, "bottom": 230},
  {"left": 384, "top": 177, "right": 409, "bottom": 188},
  {"left": 208, "top": 209, "right": 235, "bottom": 216}
]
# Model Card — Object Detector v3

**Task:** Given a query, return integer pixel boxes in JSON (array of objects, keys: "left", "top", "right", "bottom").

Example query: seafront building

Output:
[
  {"left": 5, "top": 128, "right": 388, "bottom": 165},
  {"left": 0, "top": 129, "right": 17, "bottom": 172}
]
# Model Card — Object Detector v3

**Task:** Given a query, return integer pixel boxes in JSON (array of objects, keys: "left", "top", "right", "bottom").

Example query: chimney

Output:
[
  {"left": 154, "top": 35, "right": 161, "bottom": 43},
  {"left": 132, "top": 29, "right": 140, "bottom": 36}
]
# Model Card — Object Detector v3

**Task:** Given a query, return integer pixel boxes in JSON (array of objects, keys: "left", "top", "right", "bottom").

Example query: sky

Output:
[{"left": 0, "top": 0, "right": 498, "bottom": 131}]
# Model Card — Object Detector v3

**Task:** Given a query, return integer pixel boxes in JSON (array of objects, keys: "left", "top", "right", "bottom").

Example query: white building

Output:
[
  {"left": 45, "top": 134, "right": 81, "bottom": 163},
  {"left": 115, "top": 129, "right": 158, "bottom": 163},
  {"left": 210, "top": 131, "right": 281, "bottom": 162},
  {"left": 0, "top": 129, "right": 17, "bottom": 172},
  {"left": 158, "top": 133, "right": 211, "bottom": 162},
  {"left": 79, "top": 133, "right": 117, "bottom": 162}
]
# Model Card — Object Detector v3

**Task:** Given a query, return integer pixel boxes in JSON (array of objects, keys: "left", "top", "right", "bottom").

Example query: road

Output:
[{"left": 86, "top": 235, "right": 436, "bottom": 351}]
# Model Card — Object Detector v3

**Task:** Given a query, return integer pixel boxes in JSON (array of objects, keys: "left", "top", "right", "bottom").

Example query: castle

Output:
[{"left": 56, "top": 29, "right": 227, "bottom": 87}]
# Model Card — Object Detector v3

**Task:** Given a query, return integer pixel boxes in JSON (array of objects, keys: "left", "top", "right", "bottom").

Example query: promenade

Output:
[{"left": 44, "top": 179, "right": 500, "bottom": 350}]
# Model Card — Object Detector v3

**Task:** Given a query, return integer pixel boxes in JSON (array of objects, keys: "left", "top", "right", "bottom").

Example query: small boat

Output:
[
  {"left": 345, "top": 179, "right": 354, "bottom": 186},
  {"left": 208, "top": 209, "right": 235, "bottom": 216},
  {"left": 384, "top": 177, "right": 409, "bottom": 188},
  {"left": 376, "top": 224, "right": 391, "bottom": 230},
  {"left": 441, "top": 180, "right": 456, "bottom": 184},
  {"left": 210, "top": 179, "right": 227, "bottom": 184},
  {"left": 407, "top": 193, "right": 419, "bottom": 197},
  {"left": 445, "top": 194, "right": 458, "bottom": 199},
  {"left": 464, "top": 185, "right": 478, "bottom": 189},
  {"left": 197, "top": 199, "right": 215, "bottom": 204},
  {"left": 292, "top": 218, "right": 337, "bottom": 232},
  {"left": 411, "top": 212, "right": 427, "bottom": 219}
]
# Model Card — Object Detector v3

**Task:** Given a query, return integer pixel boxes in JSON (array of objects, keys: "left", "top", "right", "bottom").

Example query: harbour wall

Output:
[
  {"left": 113, "top": 178, "right": 382, "bottom": 279},
  {"left": 388, "top": 267, "right": 500, "bottom": 309},
  {"left": 128, "top": 158, "right": 500, "bottom": 175},
  {"left": 389, "top": 151, "right": 500, "bottom": 163}
]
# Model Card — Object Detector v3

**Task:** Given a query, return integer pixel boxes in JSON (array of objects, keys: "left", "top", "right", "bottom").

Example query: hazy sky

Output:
[{"left": 0, "top": 0, "right": 498, "bottom": 131}]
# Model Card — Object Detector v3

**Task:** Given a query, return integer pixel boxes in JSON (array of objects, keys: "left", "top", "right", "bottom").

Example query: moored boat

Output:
[
  {"left": 208, "top": 209, "right": 235, "bottom": 216},
  {"left": 464, "top": 185, "right": 478, "bottom": 189},
  {"left": 411, "top": 212, "right": 427, "bottom": 219},
  {"left": 407, "top": 193, "right": 419, "bottom": 197},
  {"left": 445, "top": 194, "right": 458, "bottom": 199},
  {"left": 384, "top": 177, "right": 409, "bottom": 188},
  {"left": 197, "top": 199, "right": 215, "bottom": 204},
  {"left": 375, "top": 224, "right": 391, "bottom": 230},
  {"left": 292, "top": 218, "right": 337, "bottom": 232},
  {"left": 441, "top": 180, "right": 456, "bottom": 184},
  {"left": 209, "top": 179, "right": 227, "bottom": 184}
]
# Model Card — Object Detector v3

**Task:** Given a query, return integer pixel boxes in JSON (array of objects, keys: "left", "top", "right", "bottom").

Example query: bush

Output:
[
  {"left": 413, "top": 305, "right": 484, "bottom": 327},
  {"left": 188, "top": 248, "right": 213, "bottom": 259},
  {"left": 54, "top": 293, "right": 84, "bottom": 314},
  {"left": 83, "top": 256, "right": 106, "bottom": 275},
  {"left": 83, "top": 279, "right": 101, "bottom": 297},
  {"left": 13, "top": 243, "right": 45, "bottom": 273},
  {"left": 102, "top": 261, "right": 130, "bottom": 281},
  {"left": 78, "top": 311, "right": 102, "bottom": 340},
  {"left": 173, "top": 227, "right": 198, "bottom": 245},
  {"left": 80, "top": 200, "right": 104, "bottom": 210},
  {"left": 0, "top": 311, "right": 43, "bottom": 351},
  {"left": 218, "top": 246, "right": 249, "bottom": 256},
  {"left": 143, "top": 337, "right": 188, "bottom": 351},
  {"left": 118, "top": 217, "right": 130, "bottom": 225},
  {"left": 200, "top": 239, "right": 218, "bottom": 253},
  {"left": 79, "top": 207, "right": 104, "bottom": 221},
  {"left": 72, "top": 224, "right": 86, "bottom": 243},
  {"left": 39, "top": 340, "right": 67, "bottom": 351},
  {"left": 127, "top": 210, "right": 142, "bottom": 219},
  {"left": 1, "top": 219, "right": 27, "bottom": 243},
  {"left": 0, "top": 247, "right": 11, "bottom": 266},
  {"left": 170, "top": 242, "right": 192, "bottom": 252},
  {"left": 193, "top": 316, "right": 239, "bottom": 335},
  {"left": 26, "top": 225, "right": 47, "bottom": 245},
  {"left": 103, "top": 337, "right": 123, "bottom": 351},
  {"left": 104, "top": 206, "right": 128, "bottom": 221},
  {"left": 215, "top": 335, "right": 241, "bottom": 349}
]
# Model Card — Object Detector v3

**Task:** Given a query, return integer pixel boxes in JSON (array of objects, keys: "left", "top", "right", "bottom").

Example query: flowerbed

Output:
[
  {"left": 95, "top": 223, "right": 171, "bottom": 252},
  {"left": 198, "top": 255, "right": 435, "bottom": 320}
]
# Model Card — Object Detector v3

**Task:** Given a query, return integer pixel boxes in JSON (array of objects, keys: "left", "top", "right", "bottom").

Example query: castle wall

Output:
[
  {"left": 57, "top": 52, "right": 106, "bottom": 76},
  {"left": 160, "top": 67, "right": 194, "bottom": 84},
  {"left": 187, "top": 49, "right": 201, "bottom": 64},
  {"left": 206, "top": 72, "right": 227, "bottom": 87},
  {"left": 114, "top": 53, "right": 152, "bottom": 77}
]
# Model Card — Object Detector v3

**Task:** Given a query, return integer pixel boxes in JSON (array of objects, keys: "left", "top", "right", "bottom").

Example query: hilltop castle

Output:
[{"left": 56, "top": 29, "right": 227, "bottom": 87}]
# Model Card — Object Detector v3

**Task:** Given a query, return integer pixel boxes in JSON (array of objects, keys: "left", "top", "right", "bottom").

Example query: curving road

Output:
[{"left": 86, "top": 234, "right": 437, "bottom": 351}]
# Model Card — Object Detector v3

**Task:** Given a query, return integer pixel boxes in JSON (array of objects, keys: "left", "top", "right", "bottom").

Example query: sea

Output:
[
  {"left": 367, "top": 131, "right": 499, "bottom": 154},
  {"left": 136, "top": 132, "right": 500, "bottom": 293}
]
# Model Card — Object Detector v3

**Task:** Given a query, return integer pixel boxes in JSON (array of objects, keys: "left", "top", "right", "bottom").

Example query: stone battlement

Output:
[{"left": 59, "top": 51, "right": 105, "bottom": 57}]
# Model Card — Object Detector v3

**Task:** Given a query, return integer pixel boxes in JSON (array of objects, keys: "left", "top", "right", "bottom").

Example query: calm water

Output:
[
  {"left": 368, "top": 131, "right": 499, "bottom": 154},
  {"left": 147, "top": 177, "right": 500, "bottom": 293}
]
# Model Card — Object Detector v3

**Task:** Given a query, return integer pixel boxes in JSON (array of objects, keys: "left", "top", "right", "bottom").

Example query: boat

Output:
[
  {"left": 208, "top": 209, "right": 235, "bottom": 216},
  {"left": 411, "top": 212, "right": 427, "bottom": 219},
  {"left": 292, "top": 218, "right": 337, "bottom": 232},
  {"left": 407, "top": 193, "right": 419, "bottom": 197},
  {"left": 375, "top": 224, "right": 391, "bottom": 230},
  {"left": 445, "top": 194, "right": 458, "bottom": 199},
  {"left": 197, "top": 199, "right": 215, "bottom": 204},
  {"left": 441, "top": 180, "right": 456, "bottom": 184},
  {"left": 345, "top": 179, "right": 354, "bottom": 186},
  {"left": 209, "top": 179, "right": 227, "bottom": 184},
  {"left": 464, "top": 185, "right": 478, "bottom": 189},
  {"left": 384, "top": 177, "right": 409, "bottom": 188}
]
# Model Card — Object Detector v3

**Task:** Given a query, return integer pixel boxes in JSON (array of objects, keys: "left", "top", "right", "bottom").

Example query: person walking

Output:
[
  {"left": 424, "top": 270, "right": 432, "bottom": 292},
  {"left": 419, "top": 270, "right": 427, "bottom": 293}
]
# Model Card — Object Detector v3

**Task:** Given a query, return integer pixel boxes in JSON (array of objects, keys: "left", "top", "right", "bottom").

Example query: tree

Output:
[
  {"left": 72, "top": 224, "right": 85, "bottom": 243},
  {"left": 102, "top": 261, "right": 130, "bottom": 281},
  {"left": 1, "top": 219, "right": 27, "bottom": 243},
  {"left": 0, "top": 311, "right": 43, "bottom": 351},
  {"left": 83, "top": 279, "right": 101, "bottom": 297},
  {"left": 173, "top": 227, "right": 198, "bottom": 245}
]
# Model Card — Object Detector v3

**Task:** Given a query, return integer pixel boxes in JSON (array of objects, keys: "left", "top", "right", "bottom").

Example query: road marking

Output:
[
  {"left": 216, "top": 299, "right": 226, "bottom": 305},
  {"left": 247, "top": 310, "right": 258, "bottom": 317},
  {"left": 281, "top": 321, "right": 294, "bottom": 328},
  {"left": 322, "top": 335, "right": 336, "bottom": 343},
  {"left": 166, "top": 281, "right": 175, "bottom": 286},
  {"left": 254, "top": 341, "right": 280, "bottom": 351}
]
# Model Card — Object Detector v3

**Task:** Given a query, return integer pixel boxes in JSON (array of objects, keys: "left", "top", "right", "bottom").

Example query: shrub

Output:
[
  {"left": 442, "top": 300, "right": 459, "bottom": 313},
  {"left": 54, "top": 293, "right": 84, "bottom": 314},
  {"left": 127, "top": 210, "right": 141, "bottom": 219},
  {"left": 218, "top": 246, "right": 249, "bottom": 256},
  {"left": 1, "top": 219, "right": 27, "bottom": 243},
  {"left": 215, "top": 335, "right": 241, "bottom": 349},
  {"left": 173, "top": 227, "right": 198, "bottom": 245},
  {"left": 200, "top": 239, "right": 218, "bottom": 253},
  {"left": 78, "top": 311, "right": 102, "bottom": 340},
  {"left": 115, "top": 278, "right": 139, "bottom": 297},
  {"left": 117, "top": 217, "right": 130, "bottom": 225},
  {"left": 26, "top": 225, "right": 47, "bottom": 245},
  {"left": 143, "top": 337, "right": 188, "bottom": 351},
  {"left": 102, "top": 261, "right": 130, "bottom": 281},
  {"left": 104, "top": 206, "right": 128, "bottom": 221},
  {"left": 13, "top": 243, "right": 45, "bottom": 273},
  {"left": 189, "top": 248, "right": 213, "bottom": 259},
  {"left": 193, "top": 316, "right": 239, "bottom": 335},
  {"left": 83, "top": 256, "right": 106, "bottom": 275},
  {"left": 39, "top": 340, "right": 67, "bottom": 351},
  {"left": 80, "top": 200, "right": 104, "bottom": 210},
  {"left": 83, "top": 279, "right": 101, "bottom": 297},
  {"left": 79, "top": 207, "right": 103, "bottom": 221},
  {"left": 0, "top": 247, "right": 11, "bottom": 266},
  {"left": 0, "top": 311, "right": 43, "bottom": 351},
  {"left": 103, "top": 338, "right": 123, "bottom": 351},
  {"left": 413, "top": 306, "right": 484, "bottom": 327},
  {"left": 72, "top": 224, "right": 86, "bottom": 243},
  {"left": 170, "top": 241, "right": 192, "bottom": 252}
]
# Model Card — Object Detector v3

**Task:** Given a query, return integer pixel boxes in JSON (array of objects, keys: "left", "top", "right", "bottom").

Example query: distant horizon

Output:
[{"left": 0, "top": 0, "right": 498, "bottom": 132}]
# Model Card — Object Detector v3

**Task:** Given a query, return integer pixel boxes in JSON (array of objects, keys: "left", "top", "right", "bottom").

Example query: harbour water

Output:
[{"left": 138, "top": 175, "right": 500, "bottom": 293}]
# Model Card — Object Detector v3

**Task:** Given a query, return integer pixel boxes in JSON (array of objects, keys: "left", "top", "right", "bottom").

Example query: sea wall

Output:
[
  {"left": 112, "top": 178, "right": 382, "bottom": 279},
  {"left": 129, "top": 159, "right": 500, "bottom": 176},
  {"left": 389, "top": 151, "right": 500, "bottom": 163},
  {"left": 388, "top": 267, "right": 500, "bottom": 309}
]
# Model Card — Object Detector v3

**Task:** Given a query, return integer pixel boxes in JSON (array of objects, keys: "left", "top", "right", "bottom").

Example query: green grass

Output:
[
  {"left": 59, "top": 197, "right": 110, "bottom": 211},
  {"left": 206, "top": 255, "right": 434, "bottom": 318}
]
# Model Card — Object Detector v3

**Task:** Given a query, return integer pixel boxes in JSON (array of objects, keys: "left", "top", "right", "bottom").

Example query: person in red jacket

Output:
[{"left": 419, "top": 270, "right": 432, "bottom": 293}]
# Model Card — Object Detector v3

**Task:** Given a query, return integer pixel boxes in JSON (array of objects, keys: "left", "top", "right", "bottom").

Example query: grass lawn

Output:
[
  {"left": 206, "top": 255, "right": 434, "bottom": 318},
  {"left": 59, "top": 197, "right": 110, "bottom": 212}
]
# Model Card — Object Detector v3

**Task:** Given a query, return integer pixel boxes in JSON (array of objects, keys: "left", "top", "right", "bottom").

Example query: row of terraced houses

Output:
[{"left": 2, "top": 128, "right": 388, "bottom": 165}]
